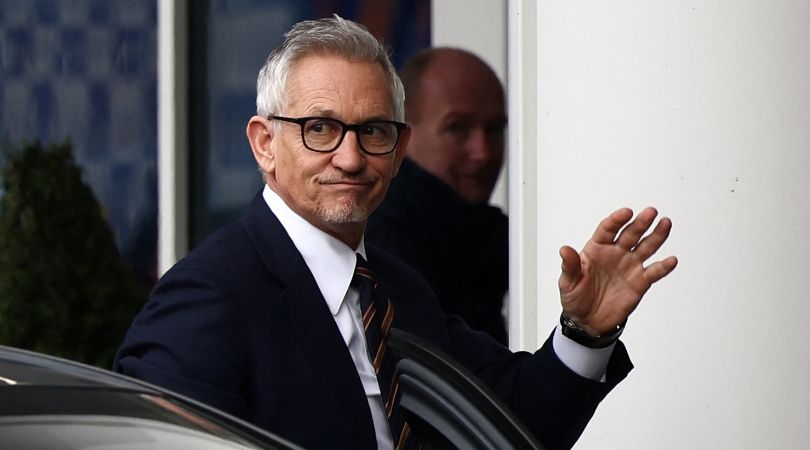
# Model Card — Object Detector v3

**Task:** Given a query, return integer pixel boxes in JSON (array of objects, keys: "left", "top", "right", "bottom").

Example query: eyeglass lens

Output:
[{"left": 302, "top": 118, "right": 399, "bottom": 154}]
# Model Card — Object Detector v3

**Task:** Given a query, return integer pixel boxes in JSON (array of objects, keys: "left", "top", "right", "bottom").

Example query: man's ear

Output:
[
  {"left": 391, "top": 124, "right": 411, "bottom": 177},
  {"left": 246, "top": 116, "right": 276, "bottom": 177}
]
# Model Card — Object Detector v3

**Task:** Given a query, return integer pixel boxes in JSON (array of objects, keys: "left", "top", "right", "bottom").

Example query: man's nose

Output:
[
  {"left": 466, "top": 128, "right": 496, "bottom": 162},
  {"left": 331, "top": 130, "right": 366, "bottom": 172}
]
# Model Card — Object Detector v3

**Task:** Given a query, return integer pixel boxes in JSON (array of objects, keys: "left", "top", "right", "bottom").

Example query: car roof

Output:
[
  {"left": 0, "top": 345, "right": 154, "bottom": 390},
  {"left": 0, "top": 345, "right": 307, "bottom": 449}
]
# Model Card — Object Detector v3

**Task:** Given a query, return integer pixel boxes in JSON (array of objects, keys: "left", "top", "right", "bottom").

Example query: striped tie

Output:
[{"left": 353, "top": 254, "right": 412, "bottom": 449}]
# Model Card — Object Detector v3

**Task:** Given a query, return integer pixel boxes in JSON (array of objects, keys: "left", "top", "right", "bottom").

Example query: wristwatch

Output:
[{"left": 560, "top": 313, "right": 626, "bottom": 349}]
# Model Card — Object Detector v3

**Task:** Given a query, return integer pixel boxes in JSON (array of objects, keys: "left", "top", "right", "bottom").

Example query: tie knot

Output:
[
  {"left": 352, "top": 254, "right": 376, "bottom": 312},
  {"left": 353, "top": 254, "right": 376, "bottom": 285}
]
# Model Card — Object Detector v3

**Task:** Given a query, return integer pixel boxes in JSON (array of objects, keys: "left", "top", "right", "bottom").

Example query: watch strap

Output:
[{"left": 560, "top": 313, "right": 625, "bottom": 349}]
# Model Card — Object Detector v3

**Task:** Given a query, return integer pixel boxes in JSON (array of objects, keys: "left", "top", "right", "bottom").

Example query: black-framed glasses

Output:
[{"left": 269, "top": 116, "right": 407, "bottom": 155}]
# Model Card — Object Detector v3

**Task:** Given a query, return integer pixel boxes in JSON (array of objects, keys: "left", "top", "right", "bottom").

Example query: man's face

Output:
[
  {"left": 259, "top": 56, "right": 407, "bottom": 240},
  {"left": 407, "top": 56, "right": 506, "bottom": 204}
]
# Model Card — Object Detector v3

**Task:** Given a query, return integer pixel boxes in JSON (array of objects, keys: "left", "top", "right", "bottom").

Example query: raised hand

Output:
[{"left": 558, "top": 207, "right": 678, "bottom": 335}]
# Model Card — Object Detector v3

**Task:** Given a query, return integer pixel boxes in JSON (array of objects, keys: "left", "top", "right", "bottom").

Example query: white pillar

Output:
[
  {"left": 157, "top": 0, "right": 189, "bottom": 274},
  {"left": 505, "top": 0, "right": 541, "bottom": 350}
]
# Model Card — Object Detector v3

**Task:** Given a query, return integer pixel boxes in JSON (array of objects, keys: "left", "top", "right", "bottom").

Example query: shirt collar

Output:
[{"left": 262, "top": 185, "right": 366, "bottom": 316}]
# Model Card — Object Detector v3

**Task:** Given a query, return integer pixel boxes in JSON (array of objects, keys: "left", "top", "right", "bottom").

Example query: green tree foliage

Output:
[{"left": 0, "top": 140, "right": 146, "bottom": 368}]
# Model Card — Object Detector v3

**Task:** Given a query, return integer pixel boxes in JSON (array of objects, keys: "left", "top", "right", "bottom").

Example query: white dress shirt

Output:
[
  {"left": 263, "top": 186, "right": 394, "bottom": 450},
  {"left": 262, "top": 185, "right": 613, "bottom": 448}
]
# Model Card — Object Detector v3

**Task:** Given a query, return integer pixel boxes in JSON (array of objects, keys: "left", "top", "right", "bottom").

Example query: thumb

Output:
[{"left": 558, "top": 245, "right": 582, "bottom": 291}]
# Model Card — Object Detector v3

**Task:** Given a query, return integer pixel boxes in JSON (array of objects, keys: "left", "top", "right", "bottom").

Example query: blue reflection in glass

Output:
[{"left": 0, "top": 0, "right": 158, "bottom": 286}]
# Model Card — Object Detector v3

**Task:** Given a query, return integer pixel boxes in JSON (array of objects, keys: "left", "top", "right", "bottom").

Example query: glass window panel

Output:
[{"left": 0, "top": 0, "right": 158, "bottom": 287}]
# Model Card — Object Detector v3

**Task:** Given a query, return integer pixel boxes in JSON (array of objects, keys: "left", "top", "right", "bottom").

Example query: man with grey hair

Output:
[{"left": 115, "top": 15, "right": 677, "bottom": 450}]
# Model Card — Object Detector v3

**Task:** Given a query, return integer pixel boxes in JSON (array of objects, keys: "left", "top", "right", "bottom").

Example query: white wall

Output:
[{"left": 510, "top": 1, "right": 810, "bottom": 449}]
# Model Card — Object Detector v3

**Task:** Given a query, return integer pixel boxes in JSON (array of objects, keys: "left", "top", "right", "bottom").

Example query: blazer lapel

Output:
[{"left": 243, "top": 193, "right": 377, "bottom": 448}]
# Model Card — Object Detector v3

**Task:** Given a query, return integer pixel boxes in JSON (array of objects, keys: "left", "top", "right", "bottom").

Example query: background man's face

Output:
[
  {"left": 265, "top": 56, "right": 406, "bottom": 235},
  {"left": 406, "top": 55, "right": 506, "bottom": 204}
]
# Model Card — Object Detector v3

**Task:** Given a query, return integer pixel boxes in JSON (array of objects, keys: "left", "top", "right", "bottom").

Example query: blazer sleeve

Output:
[
  {"left": 113, "top": 265, "right": 250, "bottom": 419},
  {"left": 444, "top": 315, "right": 633, "bottom": 450}
]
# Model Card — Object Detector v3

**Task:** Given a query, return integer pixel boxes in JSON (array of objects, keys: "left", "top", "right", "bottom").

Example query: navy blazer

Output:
[{"left": 114, "top": 194, "right": 633, "bottom": 450}]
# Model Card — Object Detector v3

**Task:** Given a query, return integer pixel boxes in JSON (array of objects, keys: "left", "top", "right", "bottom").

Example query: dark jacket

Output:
[
  {"left": 114, "top": 192, "right": 632, "bottom": 450},
  {"left": 367, "top": 158, "right": 509, "bottom": 344}
]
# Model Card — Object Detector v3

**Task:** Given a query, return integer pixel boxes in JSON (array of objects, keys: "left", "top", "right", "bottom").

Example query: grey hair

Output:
[{"left": 255, "top": 15, "right": 405, "bottom": 122}]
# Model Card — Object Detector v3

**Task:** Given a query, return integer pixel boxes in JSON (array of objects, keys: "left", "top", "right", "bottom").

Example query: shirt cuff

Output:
[{"left": 552, "top": 324, "right": 616, "bottom": 382}]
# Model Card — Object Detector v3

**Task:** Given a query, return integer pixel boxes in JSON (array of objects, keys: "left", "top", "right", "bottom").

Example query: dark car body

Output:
[
  {"left": 0, "top": 345, "right": 304, "bottom": 449},
  {"left": 0, "top": 330, "right": 543, "bottom": 450}
]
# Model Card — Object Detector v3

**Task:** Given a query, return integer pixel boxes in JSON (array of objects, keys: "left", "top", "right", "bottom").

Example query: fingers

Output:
[
  {"left": 614, "top": 207, "right": 659, "bottom": 250},
  {"left": 590, "top": 208, "right": 634, "bottom": 245},
  {"left": 575, "top": 206, "right": 677, "bottom": 282},
  {"left": 633, "top": 216, "right": 673, "bottom": 261},
  {"left": 644, "top": 255, "right": 679, "bottom": 284}
]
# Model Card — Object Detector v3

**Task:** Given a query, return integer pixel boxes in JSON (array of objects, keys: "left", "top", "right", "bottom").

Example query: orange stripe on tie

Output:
[{"left": 395, "top": 422, "right": 411, "bottom": 450}]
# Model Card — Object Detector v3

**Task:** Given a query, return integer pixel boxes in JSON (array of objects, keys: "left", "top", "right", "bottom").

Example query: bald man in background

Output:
[{"left": 366, "top": 48, "right": 510, "bottom": 344}]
